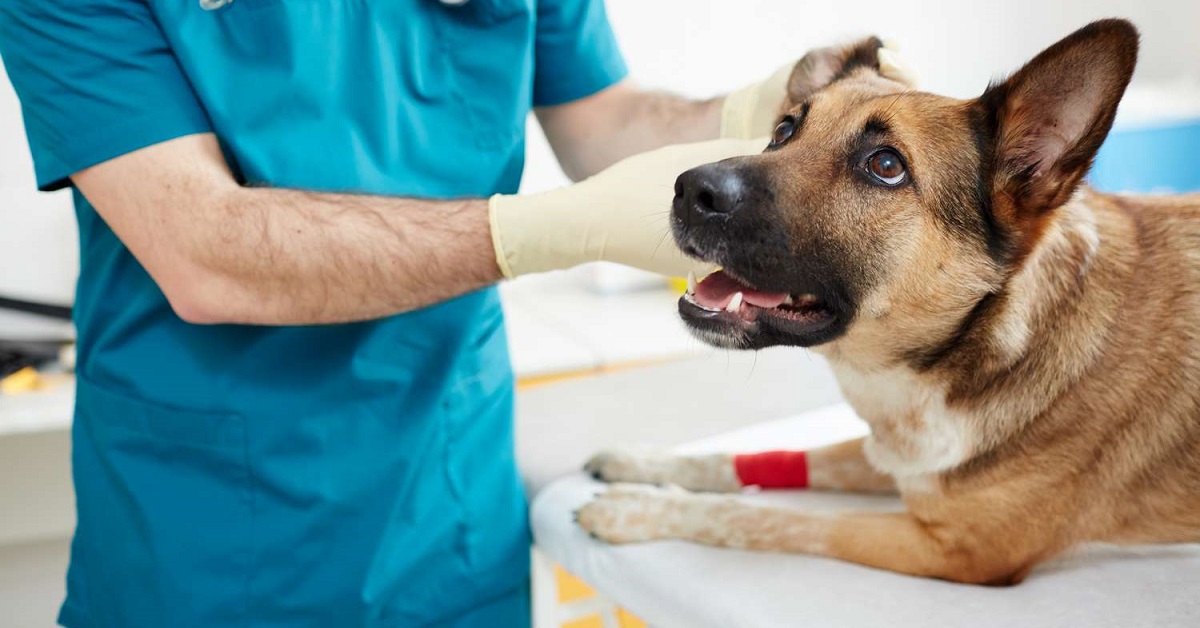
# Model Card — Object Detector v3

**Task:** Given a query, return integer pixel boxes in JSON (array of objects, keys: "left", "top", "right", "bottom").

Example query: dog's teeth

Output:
[
  {"left": 686, "top": 271, "right": 696, "bottom": 294},
  {"left": 726, "top": 292, "right": 744, "bottom": 312},
  {"left": 782, "top": 295, "right": 794, "bottom": 306}
]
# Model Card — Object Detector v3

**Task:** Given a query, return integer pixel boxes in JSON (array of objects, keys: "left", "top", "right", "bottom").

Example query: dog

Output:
[{"left": 577, "top": 19, "right": 1200, "bottom": 585}]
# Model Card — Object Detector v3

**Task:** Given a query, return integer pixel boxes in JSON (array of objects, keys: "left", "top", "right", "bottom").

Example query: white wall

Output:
[
  {"left": 607, "top": 0, "right": 1199, "bottom": 99},
  {"left": 0, "top": 62, "right": 77, "bottom": 308},
  {"left": 2, "top": 0, "right": 1198, "bottom": 306}
]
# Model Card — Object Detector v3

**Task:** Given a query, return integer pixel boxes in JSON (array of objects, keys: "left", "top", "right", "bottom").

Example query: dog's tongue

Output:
[{"left": 694, "top": 271, "right": 790, "bottom": 309}]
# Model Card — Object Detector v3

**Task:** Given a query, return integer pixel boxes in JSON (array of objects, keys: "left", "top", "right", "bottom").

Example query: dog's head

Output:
[{"left": 675, "top": 20, "right": 1138, "bottom": 362}]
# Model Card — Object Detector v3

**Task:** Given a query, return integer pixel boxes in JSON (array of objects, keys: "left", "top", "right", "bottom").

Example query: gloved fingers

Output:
[
  {"left": 490, "top": 137, "right": 769, "bottom": 279},
  {"left": 639, "top": 246, "right": 719, "bottom": 281},
  {"left": 878, "top": 42, "right": 920, "bottom": 88},
  {"left": 636, "top": 136, "right": 771, "bottom": 174},
  {"left": 615, "top": 137, "right": 767, "bottom": 278}
]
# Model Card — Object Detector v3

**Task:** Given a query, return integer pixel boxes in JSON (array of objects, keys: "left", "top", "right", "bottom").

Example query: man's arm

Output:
[
  {"left": 537, "top": 43, "right": 918, "bottom": 181},
  {"left": 73, "top": 133, "right": 500, "bottom": 326},
  {"left": 536, "top": 79, "right": 723, "bottom": 181}
]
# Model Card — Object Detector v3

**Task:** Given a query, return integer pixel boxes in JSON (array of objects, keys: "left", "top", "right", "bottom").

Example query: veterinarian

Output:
[{"left": 0, "top": 1, "right": 903, "bottom": 626}]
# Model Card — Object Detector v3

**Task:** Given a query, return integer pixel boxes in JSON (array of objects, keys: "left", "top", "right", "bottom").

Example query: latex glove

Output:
[
  {"left": 489, "top": 137, "right": 768, "bottom": 279},
  {"left": 720, "top": 40, "right": 920, "bottom": 139}
]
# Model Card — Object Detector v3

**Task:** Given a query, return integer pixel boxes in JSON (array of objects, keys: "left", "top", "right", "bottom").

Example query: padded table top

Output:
[{"left": 532, "top": 403, "right": 1200, "bottom": 628}]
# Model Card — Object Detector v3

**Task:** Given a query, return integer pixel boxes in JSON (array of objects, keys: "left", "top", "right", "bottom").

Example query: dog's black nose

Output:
[{"left": 674, "top": 162, "right": 748, "bottom": 223}]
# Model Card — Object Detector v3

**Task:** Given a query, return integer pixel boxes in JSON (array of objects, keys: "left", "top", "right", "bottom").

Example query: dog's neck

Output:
[
  {"left": 826, "top": 190, "right": 1132, "bottom": 478},
  {"left": 972, "top": 192, "right": 1109, "bottom": 375}
]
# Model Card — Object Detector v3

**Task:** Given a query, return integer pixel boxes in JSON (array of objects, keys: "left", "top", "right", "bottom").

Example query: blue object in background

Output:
[{"left": 1091, "top": 119, "right": 1200, "bottom": 193}]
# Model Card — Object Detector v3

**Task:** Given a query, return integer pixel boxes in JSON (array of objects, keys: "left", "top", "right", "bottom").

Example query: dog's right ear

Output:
[
  {"left": 978, "top": 19, "right": 1138, "bottom": 220},
  {"left": 784, "top": 37, "right": 898, "bottom": 108}
]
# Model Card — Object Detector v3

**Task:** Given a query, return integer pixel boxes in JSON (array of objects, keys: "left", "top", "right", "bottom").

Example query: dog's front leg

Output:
[
  {"left": 577, "top": 484, "right": 1034, "bottom": 585},
  {"left": 587, "top": 437, "right": 895, "bottom": 494},
  {"left": 805, "top": 437, "right": 896, "bottom": 493}
]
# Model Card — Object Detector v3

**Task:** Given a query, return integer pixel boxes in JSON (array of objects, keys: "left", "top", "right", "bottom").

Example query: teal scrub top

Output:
[{"left": 0, "top": 1, "right": 626, "bottom": 626}]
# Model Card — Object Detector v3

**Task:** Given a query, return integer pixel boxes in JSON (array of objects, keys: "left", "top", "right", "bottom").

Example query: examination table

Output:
[{"left": 532, "top": 403, "right": 1200, "bottom": 628}]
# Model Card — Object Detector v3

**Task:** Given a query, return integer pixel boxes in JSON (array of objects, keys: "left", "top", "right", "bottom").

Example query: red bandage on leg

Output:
[{"left": 733, "top": 450, "right": 809, "bottom": 489}]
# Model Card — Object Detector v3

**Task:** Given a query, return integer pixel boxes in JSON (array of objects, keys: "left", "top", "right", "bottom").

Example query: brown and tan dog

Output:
[{"left": 577, "top": 19, "right": 1200, "bottom": 585}]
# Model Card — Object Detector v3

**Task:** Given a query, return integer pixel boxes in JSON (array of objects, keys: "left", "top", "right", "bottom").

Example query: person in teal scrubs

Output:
[{"left": 0, "top": 0, "right": 820, "bottom": 625}]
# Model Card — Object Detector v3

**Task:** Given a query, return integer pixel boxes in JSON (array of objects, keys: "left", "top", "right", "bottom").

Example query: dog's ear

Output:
[
  {"left": 978, "top": 19, "right": 1138, "bottom": 216},
  {"left": 784, "top": 37, "right": 888, "bottom": 108}
]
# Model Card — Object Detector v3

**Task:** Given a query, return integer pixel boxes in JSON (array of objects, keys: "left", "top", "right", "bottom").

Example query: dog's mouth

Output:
[{"left": 678, "top": 268, "right": 838, "bottom": 348}]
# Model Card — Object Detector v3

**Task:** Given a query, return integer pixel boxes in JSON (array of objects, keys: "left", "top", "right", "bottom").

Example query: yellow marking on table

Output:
[
  {"left": 553, "top": 564, "right": 647, "bottom": 627},
  {"left": 516, "top": 356, "right": 686, "bottom": 391},
  {"left": 0, "top": 367, "right": 41, "bottom": 394},
  {"left": 616, "top": 608, "right": 648, "bottom": 628},
  {"left": 555, "top": 564, "right": 597, "bottom": 604},
  {"left": 562, "top": 615, "right": 605, "bottom": 628},
  {"left": 0, "top": 368, "right": 74, "bottom": 395}
]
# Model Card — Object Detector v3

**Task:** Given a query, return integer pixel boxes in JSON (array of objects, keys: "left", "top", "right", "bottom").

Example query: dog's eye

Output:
[
  {"left": 867, "top": 149, "right": 907, "bottom": 186},
  {"left": 769, "top": 117, "right": 796, "bottom": 147}
]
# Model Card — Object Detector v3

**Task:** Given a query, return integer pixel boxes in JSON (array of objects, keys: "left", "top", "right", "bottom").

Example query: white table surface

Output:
[
  {"left": 499, "top": 269, "right": 703, "bottom": 379},
  {"left": 0, "top": 383, "right": 72, "bottom": 437},
  {"left": 532, "top": 403, "right": 1200, "bottom": 628}
]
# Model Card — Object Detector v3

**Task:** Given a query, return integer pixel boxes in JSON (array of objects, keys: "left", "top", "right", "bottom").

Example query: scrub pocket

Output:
[
  {"left": 432, "top": 0, "right": 534, "bottom": 152},
  {"left": 438, "top": 0, "right": 532, "bottom": 25},
  {"left": 64, "top": 378, "right": 252, "bottom": 628},
  {"left": 441, "top": 319, "right": 516, "bottom": 521},
  {"left": 439, "top": 317, "right": 528, "bottom": 570}
]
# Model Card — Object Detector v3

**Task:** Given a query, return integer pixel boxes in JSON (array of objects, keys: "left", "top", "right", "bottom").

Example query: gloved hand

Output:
[
  {"left": 720, "top": 40, "right": 919, "bottom": 139},
  {"left": 489, "top": 137, "right": 767, "bottom": 279}
]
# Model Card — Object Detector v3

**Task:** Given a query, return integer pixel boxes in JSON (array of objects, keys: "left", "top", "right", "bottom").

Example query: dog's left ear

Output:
[
  {"left": 784, "top": 37, "right": 887, "bottom": 108},
  {"left": 979, "top": 19, "right": 1138, "bottom": 215}
]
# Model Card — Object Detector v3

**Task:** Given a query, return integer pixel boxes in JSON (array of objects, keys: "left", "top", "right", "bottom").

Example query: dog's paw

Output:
[
  {"left": 584, "top": 448, "right": 665, "bottom": 485},
  {"left": 575, "top": 484, "right": 683, "bottom": 544},
  {"left": 585, "top": 449, "right": 742, "bottom": 493}
]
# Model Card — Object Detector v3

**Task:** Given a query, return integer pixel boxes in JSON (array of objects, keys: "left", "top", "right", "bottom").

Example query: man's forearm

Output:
[
  {"left": 537, "top": 81, "right": 724, "bottom": 180},
  {"left": 183, "top": 188, "right": 498, "bottom": 325},
  {"left": 576, "top": 89, "right": 724, "bottom": 168},
  {"left": 74, "top": 134, "right": 501, "bottom": 327}
]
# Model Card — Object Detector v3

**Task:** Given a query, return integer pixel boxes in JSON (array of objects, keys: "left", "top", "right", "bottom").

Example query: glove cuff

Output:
[
  {"left": 488, "top": 194, "right": 518, "bottom": 280},
  {"left": 720, "top": 80, "right": 760, "bottom": 140}
]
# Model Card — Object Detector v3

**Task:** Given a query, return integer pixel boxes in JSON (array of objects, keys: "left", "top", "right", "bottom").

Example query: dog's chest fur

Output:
[{"left": 832, "top": 364, "right": 974, "bottom": 478}]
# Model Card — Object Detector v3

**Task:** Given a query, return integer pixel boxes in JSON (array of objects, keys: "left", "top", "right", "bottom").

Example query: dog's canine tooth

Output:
[
  {"left": 782, "top": 295, "right": 794, "bottom": 306},
  {"left": 687, "top": 271, "right": 697, "bottom": 295},
  {"left": 727, "top": 292, "right": 744, "bottom": 312},
  {"left": 683, "top": 291, "right": 722, "bottom": 313}
]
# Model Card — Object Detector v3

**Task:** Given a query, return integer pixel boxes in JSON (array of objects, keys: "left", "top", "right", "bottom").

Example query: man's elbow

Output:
[
  {"left": 167, "top": 294, "right": 224, "bottom": 325},
  {"left": 159, "top": 271, "right": 246, "bottom": 325}
]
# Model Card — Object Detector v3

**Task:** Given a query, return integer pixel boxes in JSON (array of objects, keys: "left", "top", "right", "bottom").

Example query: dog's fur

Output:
[{"left": 577, "top": 20, "right": 1200, "bottom": 585}]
